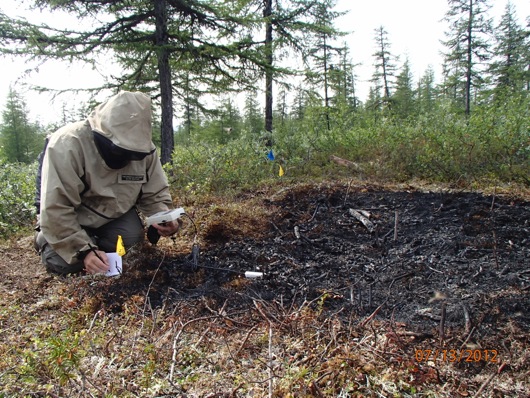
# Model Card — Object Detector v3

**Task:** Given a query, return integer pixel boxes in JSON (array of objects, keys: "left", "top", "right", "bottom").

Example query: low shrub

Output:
[{"left": 0, "top": 161, "right": 37, "bottom": 238}]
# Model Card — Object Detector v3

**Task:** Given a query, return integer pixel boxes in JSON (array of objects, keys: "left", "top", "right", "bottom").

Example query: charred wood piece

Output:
[{"left": 348, "top": 209, "right": 374, "bottom": 232}]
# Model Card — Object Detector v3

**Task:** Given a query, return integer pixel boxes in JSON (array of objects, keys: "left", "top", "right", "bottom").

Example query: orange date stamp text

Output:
[{"left": 414, "top": 349, "right": 498, "bottom": 363}]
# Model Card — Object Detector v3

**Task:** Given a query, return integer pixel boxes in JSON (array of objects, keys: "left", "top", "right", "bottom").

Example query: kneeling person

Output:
[{"left": 35, "top": 91, "right": 179, "bottom": 275}]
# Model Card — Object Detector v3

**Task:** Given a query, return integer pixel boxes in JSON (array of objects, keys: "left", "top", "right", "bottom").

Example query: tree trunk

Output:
[
  {"left": 264, "top": 0, "right": 273, "bottom": 135},
  {"left": 323, "top": 35, "right": 331, "bottom": 131},
  {"left": 154, "top": 0, "right": 174, "bottom": 164},
  {"left": 465, "top": 0, "right": 473, "bottom": 116}
]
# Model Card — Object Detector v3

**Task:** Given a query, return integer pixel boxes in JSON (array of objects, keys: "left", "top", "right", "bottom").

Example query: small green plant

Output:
[{"left": 16, "top": 329, "right": 84, "bottom": 388}]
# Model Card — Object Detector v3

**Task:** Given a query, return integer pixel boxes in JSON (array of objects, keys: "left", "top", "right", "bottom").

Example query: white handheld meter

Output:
[{"left": 146, "top": 208, "right": 186, "bottom": 226}]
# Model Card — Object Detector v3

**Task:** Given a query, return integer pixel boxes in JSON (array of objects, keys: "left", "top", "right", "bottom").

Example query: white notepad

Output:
[{"left": 105, "top": 252, "right": 123, "bottom": 277}]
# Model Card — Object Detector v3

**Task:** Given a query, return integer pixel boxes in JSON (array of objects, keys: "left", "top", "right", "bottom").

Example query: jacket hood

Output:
[{"left": 87, "top": 91, "right": 155, "bottom": 153}]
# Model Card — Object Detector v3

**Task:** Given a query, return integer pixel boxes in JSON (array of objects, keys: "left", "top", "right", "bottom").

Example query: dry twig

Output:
[
  {"left": 439, "top": 302, "right": 447, "bottom": 344},
  {"left": 473, "top": 362, "right": 506, "bottom": 397},
  {"left": 462, "top": 304, "right": 472, "bottom": 334},
  {"left": 235, "top": 323, "right": 260, "bottom": 357},
  {"left": 360, "top": 301, "right": 386, "bottom": 328},
  {"left": 394, "top": 210, "right": 399, "bottom": 241},
  {"left": 268, "top": 322, "right": 273, "bottom": 398},
  {"left": 169, "top": 315, "right": 218, "bottom": 382}
]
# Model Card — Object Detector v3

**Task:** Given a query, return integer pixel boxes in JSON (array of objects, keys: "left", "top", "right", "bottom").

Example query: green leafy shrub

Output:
[
  {"left": 167, "top": 135, "right": 277, "bottom": 196},
  {"left": 0, "top": 161, "right": 37, "bottom": 238},
  {"left": 168, "top": 93, "right": 529, "bottom": 196}
]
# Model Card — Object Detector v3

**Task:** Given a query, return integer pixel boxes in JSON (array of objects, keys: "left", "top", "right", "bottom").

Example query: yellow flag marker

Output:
[
  {"left": 279, "top": 165, "right": 285, "bottom": 177},
  {"left": 116, "top": 235, "right": 126, "bottom": 256}
]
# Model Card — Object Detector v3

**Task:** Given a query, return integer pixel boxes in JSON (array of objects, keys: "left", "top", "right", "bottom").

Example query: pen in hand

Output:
[{"left": 85, "top": 243, "right": 110, "bottom": 274}]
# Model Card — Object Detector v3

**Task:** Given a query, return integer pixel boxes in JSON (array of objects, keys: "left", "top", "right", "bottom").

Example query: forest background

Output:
[{"left": 0, "top": 0, "right": 529, "bottom": 238}]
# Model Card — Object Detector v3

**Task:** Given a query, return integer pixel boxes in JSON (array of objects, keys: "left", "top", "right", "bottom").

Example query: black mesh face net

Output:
[{"left": 93, "top": 132, "right": 154, "bottom": 169}]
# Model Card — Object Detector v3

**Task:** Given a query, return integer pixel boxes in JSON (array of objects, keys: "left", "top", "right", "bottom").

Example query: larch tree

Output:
[
  {"left": 263, "top": 0, "right": 274, "bottom": 135},
  {"left": 371, "top": 25, "right": 398, "bottom": 111},
  {"left": 0, "top": 0, "right": 262, "bottom": 164},
  {"left": 441, "top": 0, "right": 493, "bottom": 115},
  {"left": 274, "top": 87, "right": 289, "bottom": 128},
  {"left": 303, "top": 0, "right": 346, "bottom": 130},
  {"left": 330, "top": 45, "right": 359, "bottom": 110},
  {"left": 180, "top": 71, "right": 202, "bottom": 141},
  {"left": 364, "top": 85, "right": 382, "bottom": 123},
  {"left": 290, "top": 83, "right": 307, "bottom": 121},
  {"left": 254, "top": 0, "right": 346, "bottom": 135}
]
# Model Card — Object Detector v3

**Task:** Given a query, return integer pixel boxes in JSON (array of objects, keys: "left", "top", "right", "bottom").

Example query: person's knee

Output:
[
  {"left": 36, "top": 231, "right": 84, "bottom": 275},
  {"left": 41, "top": 245, "right": 84, "bottom": 275}
]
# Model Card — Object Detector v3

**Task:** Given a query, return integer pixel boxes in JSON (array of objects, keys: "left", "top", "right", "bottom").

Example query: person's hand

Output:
[
  {"left": 152, "top": 219, "right": 180, "bottom": 237},
  {"left": 84, "top": 250, "right": 110, "bottom": 274}
]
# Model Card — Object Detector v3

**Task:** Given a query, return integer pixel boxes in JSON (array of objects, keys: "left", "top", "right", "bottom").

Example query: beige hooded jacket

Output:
[{"left": 40, "top": 91, "right": 173, "bottom": 264}]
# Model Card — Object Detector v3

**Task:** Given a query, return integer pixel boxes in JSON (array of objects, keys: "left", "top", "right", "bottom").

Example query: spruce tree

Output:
[
  {"left": 417, "top": 66, "right": 438, "bottom": 114},
  {"left": 488, "top": 2, "right": 529, "bottom": 95},
  {"left": 0, "top": 88, "right": 43, "bottom": 164},
  {"left": 243, "top": 91, "right": 263, "bottom": 135},
  {"left": 392, "top": 58, "right": 416, "bottom": 120}
]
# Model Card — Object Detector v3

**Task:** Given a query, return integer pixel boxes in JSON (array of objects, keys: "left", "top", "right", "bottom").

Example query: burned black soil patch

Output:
[{"left": 89, "top": 185, "right": 528, "bottom": 348}]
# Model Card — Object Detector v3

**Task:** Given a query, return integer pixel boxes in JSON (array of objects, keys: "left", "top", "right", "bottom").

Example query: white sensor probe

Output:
[{"left": 146, "top": 208, "right": 186, "bottom": 226}]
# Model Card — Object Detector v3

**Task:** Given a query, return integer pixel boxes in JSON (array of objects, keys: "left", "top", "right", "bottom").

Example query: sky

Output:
[
  {"left": 0, "top": 0, "right": 529, "bottom": 126},
  {"left": 335, "top": 0, "right": 529, "bottom": 99}
]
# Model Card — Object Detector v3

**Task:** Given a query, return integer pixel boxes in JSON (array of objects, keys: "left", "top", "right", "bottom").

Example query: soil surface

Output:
[
  {"left": 2, "top": 182, "right": 529, "bottom": 397},
  {"left": 134, "top": 184, "right": 529, "bottom": 339}
]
